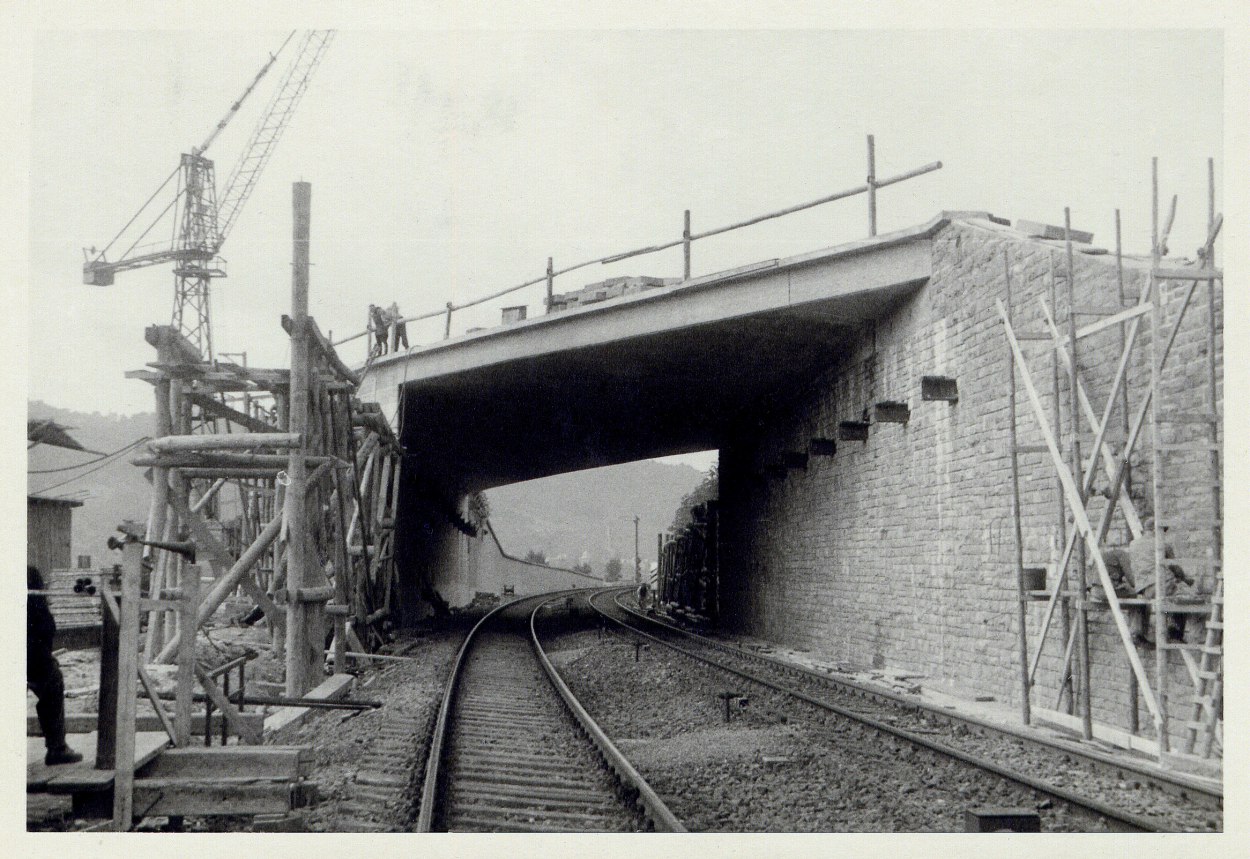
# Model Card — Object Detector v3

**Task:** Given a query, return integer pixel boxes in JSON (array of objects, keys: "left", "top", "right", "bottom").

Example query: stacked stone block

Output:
[{"left": 719, "top": 218, "right": 1222, "bottom": 748}]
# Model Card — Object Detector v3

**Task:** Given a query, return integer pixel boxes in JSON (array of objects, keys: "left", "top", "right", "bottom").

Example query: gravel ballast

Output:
[
  {"left": 591, "top": 598, "right": 1221, "bottom": 832},
  {"left": 544, "top": 622, "right": 1196, "bottom": 832}
]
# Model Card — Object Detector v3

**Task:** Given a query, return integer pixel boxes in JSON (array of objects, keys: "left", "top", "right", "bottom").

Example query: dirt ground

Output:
[{"left": 27, "top": 614, "right": 464, "bottom": 832}]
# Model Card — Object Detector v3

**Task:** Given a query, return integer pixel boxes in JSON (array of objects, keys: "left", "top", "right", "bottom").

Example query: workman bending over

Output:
[
  {"left": 28, "top": 566, "right": 82, "bottom": 766},
  {"left": 1097, "top": 517, "right": 1193, "bottom": 648}
]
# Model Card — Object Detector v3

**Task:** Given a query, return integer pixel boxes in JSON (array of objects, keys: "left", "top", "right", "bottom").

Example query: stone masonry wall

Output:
[{"left": 718, "top": 218, "right": 1222, "bottom": 748}]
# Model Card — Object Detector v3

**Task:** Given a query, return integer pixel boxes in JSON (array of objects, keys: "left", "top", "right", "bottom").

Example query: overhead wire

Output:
[
  {"left": 27, "top": 436, "right": 151, "bottom": 474},
  {"left": 28, "top": 438, "right": 151, "bottom": 495}
]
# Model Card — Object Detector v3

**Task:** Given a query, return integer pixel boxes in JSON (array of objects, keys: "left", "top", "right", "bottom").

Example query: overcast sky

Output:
[{"left": 25, "top": 28, "right": 1222, "bottom": 428}]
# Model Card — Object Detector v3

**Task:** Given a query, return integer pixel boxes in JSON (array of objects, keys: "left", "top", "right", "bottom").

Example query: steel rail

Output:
[
  {"left": 415, "top": 589, "right": 682, "bottom": 832},
  {"left": 589, "top": 589, "right": 1174, "bottom": 833},
  {"left": 530, "top": 594, "right": 685, "bottom": 832},
  {"left": 415, "top": 594, "right": 521, "bottom": 832},
  {"left": 607, "top": 589, "right": 1220, "bottom": 808}
]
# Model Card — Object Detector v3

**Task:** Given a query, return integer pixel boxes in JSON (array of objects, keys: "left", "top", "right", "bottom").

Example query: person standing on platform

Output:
[{"left": 27, "top": 566, "right": 83, "bottom": 766}]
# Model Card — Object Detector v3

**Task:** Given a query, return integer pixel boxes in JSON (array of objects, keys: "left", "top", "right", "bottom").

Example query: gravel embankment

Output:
[
  {"left": 592, "top": 600, "right": 1221, "bottom": 832},
  {"left": 547, "top": 626, "right": 1144, "bottom": 832}
]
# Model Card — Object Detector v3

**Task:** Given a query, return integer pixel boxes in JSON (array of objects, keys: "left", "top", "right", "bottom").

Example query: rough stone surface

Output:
[{"left": 718, "top": 219, "right": 1222, "bottom": 748}]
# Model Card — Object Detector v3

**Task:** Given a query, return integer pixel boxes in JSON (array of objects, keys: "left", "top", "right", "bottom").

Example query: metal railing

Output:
[{"left": 335, "top": 136, "right": 941, "bottom": 355}]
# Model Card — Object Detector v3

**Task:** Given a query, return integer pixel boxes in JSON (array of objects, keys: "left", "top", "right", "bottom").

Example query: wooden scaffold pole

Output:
[
  {"left": 1064, "top": 208, "right": 1094, "bottom": 741},
  {"left": 285, "top": 180, "right": 317, "bottom": 696},
  {"left": 1004, "top": 249, "right": 1031, "bottom": 725}
]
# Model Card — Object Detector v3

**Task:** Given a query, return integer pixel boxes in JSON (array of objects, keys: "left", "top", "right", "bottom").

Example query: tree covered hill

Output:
[
  {"left": 486, "top": 459, "right": 708, "bottom": 574},
  {"left": 28, "top": 400, "right": 710, "bottom": 577}
]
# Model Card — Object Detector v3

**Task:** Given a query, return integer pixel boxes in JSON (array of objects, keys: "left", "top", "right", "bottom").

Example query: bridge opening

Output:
[{"left": 392, "top": 448, "right": 720, "bottom": 623}]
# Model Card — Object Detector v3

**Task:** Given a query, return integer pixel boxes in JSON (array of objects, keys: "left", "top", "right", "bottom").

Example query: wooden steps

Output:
[{"left": 31, "top": 741, "right": 318, "bottom": 820}]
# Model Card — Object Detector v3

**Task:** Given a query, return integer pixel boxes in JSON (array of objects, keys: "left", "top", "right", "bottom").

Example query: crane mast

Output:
[{"left": 84, "top": 30, "right": 334, "bottom": 360}]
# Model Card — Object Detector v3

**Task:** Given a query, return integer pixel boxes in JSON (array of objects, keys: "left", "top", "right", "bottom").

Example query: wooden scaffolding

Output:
[
  {"left": 999, "top": 158, "right": 1223, "bottom": 764},
  {"left": 95, "top": 182, "right": 405, "bottom": 828}
]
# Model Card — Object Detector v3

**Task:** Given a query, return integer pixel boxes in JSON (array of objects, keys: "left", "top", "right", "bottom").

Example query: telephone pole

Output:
[{"left": 633, "top": 514, "right": 641, "bottom": 584}]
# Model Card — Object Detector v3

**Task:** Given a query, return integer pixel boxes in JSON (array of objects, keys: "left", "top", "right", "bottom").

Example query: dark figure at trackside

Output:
[{"left": 28, "top": 565, "right": 83, "bottom": 766}]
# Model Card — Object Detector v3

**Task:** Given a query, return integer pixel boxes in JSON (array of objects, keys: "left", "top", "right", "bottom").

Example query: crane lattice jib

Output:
[{"left": 214, "top": 30, "right": 335, "bottom": 249}]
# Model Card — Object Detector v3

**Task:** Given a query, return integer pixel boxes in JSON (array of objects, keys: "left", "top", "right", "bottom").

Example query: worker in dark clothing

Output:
[
  {"left": 636, "top": 581, "right": 650, "bottom": 611},
  {"left": 28, "top": 566, "right": 83, "bottom": 766},
  {"left": 369, "top": 304, "right": 389, "bottom": 356},
  {"left": 1098, "top": 545, "right": 1136, "bottom": 598}
]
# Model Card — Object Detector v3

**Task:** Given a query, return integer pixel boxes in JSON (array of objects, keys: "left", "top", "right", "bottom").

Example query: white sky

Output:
[{"left": 24, "top": 27, "right": 1222, "bottom": 420}]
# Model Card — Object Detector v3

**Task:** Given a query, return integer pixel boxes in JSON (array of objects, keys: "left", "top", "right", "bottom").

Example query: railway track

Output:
[
  {"left": 416, "top": 591, "right": 683, "bottom": 833},
  {"left": 591, "top": 588, "right": 1219, "bottom": 832}
]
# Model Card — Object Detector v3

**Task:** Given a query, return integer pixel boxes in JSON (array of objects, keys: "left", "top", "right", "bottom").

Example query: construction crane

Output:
[{"left": 83, "top": 30, "right": 335, "bottom": 359}]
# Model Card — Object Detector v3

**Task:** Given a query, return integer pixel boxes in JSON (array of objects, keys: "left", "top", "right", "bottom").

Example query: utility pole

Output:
[{"left": 633, "top": 514, "right": 641, "bottom": 584}]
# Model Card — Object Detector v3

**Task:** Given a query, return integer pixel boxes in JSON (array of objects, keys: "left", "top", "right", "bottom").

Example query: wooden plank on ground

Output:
[
  {"left": 132, "top": 778, "right": 294, "bottom": 817},
  {"left": 30, "top": 732, "right": 168, "bottom": 794},
  {"left": 31, "top": 712, "right": 263, "bottom": 737},
  {"left": 263, "top": 673, "right": 355, "bottom": 742},
  {"left": 140, "top": 746, "right": 312, "bottom": 780}
]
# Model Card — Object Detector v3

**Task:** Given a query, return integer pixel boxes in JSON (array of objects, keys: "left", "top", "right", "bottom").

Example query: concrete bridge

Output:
[
  {"left": 358, "top": 214, "right": 951, "bottom": 495},
  {"left": 357, "top": 206, "right": 1222, "bottom": 753}
]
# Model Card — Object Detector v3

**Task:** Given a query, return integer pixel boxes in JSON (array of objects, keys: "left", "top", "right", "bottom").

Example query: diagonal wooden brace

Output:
[
  {"left": 1037, "top": 295, "right": 1144, "bottom": 538},
  {"left": 194, "top": 665, "right": 262, "bottom": 744},
  {"left": 168, "top": 489, "right": 283, "bottom": 624},
  {"left": 998, "top": 299, "right": 1160, "bottom": 721},
  {"left": 1020, "top": 271, "right": 1199, "bottom": 688}
]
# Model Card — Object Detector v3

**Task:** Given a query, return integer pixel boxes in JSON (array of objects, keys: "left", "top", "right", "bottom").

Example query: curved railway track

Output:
[
  {"left": 590, "top": 588, "right": 1219, "bottom": 833},
  {"left": 416, "top": 591, "right": 683, "bottom": 833}
]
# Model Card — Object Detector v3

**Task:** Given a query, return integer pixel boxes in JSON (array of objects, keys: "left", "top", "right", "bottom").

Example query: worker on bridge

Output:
[{"left": 369, "top": 303, "right": 410, "bottom": 357}]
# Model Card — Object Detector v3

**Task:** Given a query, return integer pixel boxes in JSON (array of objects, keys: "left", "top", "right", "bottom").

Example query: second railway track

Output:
[
  {"left": 590, "top": 588, "right": 1220, "bottom": 832},
  {"left": 416, "top": 591, "right": 683, "bottom": 833}
]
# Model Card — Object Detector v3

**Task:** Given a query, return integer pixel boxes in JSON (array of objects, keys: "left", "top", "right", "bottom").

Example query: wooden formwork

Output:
[
  {"left": 126, "top": 336, "right": 401, "bottom": 685},
  {"left": 657, "top": 501, "right": 720, "bottom": 624}
]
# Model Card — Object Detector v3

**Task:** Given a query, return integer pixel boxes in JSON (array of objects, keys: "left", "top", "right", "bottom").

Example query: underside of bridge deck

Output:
[{"left": 372, "top": 217, "right": 944, "bottom": 494}]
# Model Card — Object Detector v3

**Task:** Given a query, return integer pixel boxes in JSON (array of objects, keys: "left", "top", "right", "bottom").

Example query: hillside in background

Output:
[
  {"left": 28, "top": 400, "right": 711, "bottom": 578},
  {"left": 28, "top": 401, "right": 156, "bottom": 566},
  {"left": 486, "top": 459, "right": 708, "bottom": 575}
]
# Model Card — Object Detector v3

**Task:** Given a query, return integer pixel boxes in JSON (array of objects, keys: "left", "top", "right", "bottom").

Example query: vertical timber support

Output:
[
  {"left": 1049, "top": 255, "right": 1073, "bottom": 715},
  {"left": 1065, "top": 208, "right": 1094, "bottom": 741},
  {"left": 112, "top": 542, "right": 143, "bottom": 831},
  {"left": 656, "top": 533, "right": 663, "bottom": 590},
  {"left": 1005, "top": 250, "right": 1031, "bottom": 725},
  {"left": 285, "top": 181, "right": 314, "bottom": 697},
  {"left": 95, "top": 575, "right": 119, "bottom": 770},
  {"left": 175, "top": 562, "right": 200, "bottom": 746},
  {"left": 1116, "top": 209, "right": 1139, "bottom": 735},
  {"left": 1148, "top": 159, "right": 1169, "bottom": 757}
]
